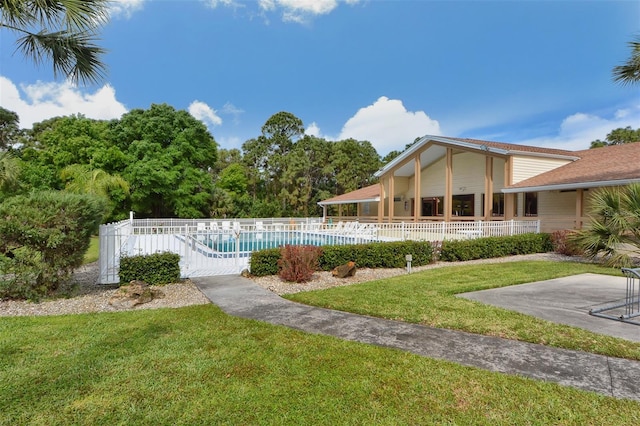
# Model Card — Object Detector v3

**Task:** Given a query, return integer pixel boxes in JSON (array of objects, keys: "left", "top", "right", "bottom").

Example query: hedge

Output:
[
  {"left": 249, "top": 233, "right": 553, "bottom": 277},
  {"left": 119, "top": 252, "right": 181, "bottom": 285},
  {"left": 250, "top": 240, "right": 436, "bottom": 277},
  {"left": 439, "top": 233, "right": 553, "bottom": 262}
]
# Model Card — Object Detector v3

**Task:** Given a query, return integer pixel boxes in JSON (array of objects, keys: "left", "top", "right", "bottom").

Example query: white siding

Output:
[{"left": 512, "top": 156, "right": 571, "bottom": 184}]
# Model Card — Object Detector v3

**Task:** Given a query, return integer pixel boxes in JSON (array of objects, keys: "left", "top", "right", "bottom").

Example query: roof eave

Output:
[
  {"left": 374, "top": 135, "right": 511, "bottom": 178},
  {"left": 507, "top": 150, "right": 579, "bottom": 161},
  {"left": 502, "top": 178, "right": 640, "bottom": 193},
  {"left": 318, "top": 197, "right": 380, "bottom": 206}
]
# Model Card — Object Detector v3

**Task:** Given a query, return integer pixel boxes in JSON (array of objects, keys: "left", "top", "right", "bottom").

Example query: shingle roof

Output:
[
  {"left": 319, "top": 138, "right": 640, "bottom": 205},
  {"left": 445, "top": 137, "right": 577, "bottom": 157},
  {"left": 506, "top": 142, "right": 640, "bottom": 191},
  {"left": 318, "top": 184, "right": 379, "bottom": 205}
]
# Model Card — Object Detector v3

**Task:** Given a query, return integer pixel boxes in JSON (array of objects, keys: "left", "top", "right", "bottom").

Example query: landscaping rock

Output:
[
  {"left": 109, "top": 280, "right": 164, "bottom": 309},
  {"left": 332, "top": 261, "right": 357, "bottom": 278}
]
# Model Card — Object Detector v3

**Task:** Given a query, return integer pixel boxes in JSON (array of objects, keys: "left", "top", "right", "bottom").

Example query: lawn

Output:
[
  {"left": 82, "top": 236, "right": 100, "bottom": 264},
  {"left": 1, "top": 304, "right": 638, "bottom": 425},
  {"left": 286, "top": 261, "right": 640, "bottom": 360}
]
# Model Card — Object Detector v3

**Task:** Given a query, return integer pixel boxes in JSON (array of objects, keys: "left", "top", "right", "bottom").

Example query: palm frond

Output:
[
  {"left": 1, "top": 0, "right": 109, "bottom": 84},
  {"left": 613, "top": 39, "right": 640, "bottom": 86},
  {"left": 16, "top": 29, "right": 106, "bottom": 84}
]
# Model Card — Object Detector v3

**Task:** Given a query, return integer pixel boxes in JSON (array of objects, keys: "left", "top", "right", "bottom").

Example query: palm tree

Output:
[
  {"left": 572, "top": 183, "right": 640, "bottom": 267},
  {"left": 613, "top": 36, "right": 640, "bottom": 86},
  {"left": 0, "top": 151, "right": 20, "bottom": 189},
  {"left": 61, "top": 164, "right": 129, "bottom": 198},
  {"left": 0, "top": 0, "right": 109, "bottom": 84}
]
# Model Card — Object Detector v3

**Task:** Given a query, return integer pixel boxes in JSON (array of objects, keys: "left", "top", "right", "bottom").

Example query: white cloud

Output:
[
  {"left": 518, "top": 104, "right": 640, "bottom": 151},
  {"left": 338, "top": 96, "right": 442, "bottom": 155},
  {"left": 188, "top": 100, "right": 223, "bottom": 129},
  {"left": 259, "top": 0, "right": 358, "bottom": 23},
  {"left": 305, "top": 122, "right": 323, "bottom": 138},
  {"left": 203, "top": 0, "right": 242, "bottom": 9},
  {"left": 109, "top": 0, "right": 146, "bottom": 18},
  {"left": 0, "top": 76, "right": 127, "bottom": 128}
]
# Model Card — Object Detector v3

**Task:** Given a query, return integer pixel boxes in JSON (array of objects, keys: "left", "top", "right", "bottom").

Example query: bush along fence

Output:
[
  {"left": 98, "top": 216, "right": 541, "bottom": 283},
  {"left": 251, "top": 233, "right": 553, "bottom": 278}
]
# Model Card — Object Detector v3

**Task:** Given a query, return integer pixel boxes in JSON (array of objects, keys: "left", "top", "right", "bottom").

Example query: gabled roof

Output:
[
  {"left": 318, "top": 184, "right": 379, "bottom": 206},
  {"left": 503, "top": 142, "right": 640, "bottom": 193},
  {"left": 374, "top": 135, "right": 578, "bottom": 178}
]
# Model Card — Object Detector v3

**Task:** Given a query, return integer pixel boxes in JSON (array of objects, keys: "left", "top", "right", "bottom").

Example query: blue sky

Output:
[{"left": 1, "top": 0, "right": 639, "bottom": 155}]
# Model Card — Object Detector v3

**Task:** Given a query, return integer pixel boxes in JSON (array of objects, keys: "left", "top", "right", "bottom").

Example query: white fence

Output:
[{"left": 98, "top": 217, "right": 540, "bottom": 284}]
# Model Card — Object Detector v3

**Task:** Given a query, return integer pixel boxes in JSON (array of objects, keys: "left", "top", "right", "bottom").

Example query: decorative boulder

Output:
[
  {"left": 332, "top": 261, "right": 357, "bottom": 278},
  {"left": 109, "top": 280, "right": 164, "bottom": 309}
]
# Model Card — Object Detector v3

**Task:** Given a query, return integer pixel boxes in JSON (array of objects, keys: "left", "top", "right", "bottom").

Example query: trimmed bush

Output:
[
  {"left": 0, "top": 191, "right": 106, "bottom": 300},
  {"left": 439, "top": 233, "right": 553, "bottom": 262},
  {"left": 318, "top": 240, "right": 435, "bottom": 271},
  {"left": 119, "top": 252, "right": 181, "bottom": 285},
  {"left": 250, "top": 248, "right": 281, "bottom": 277},
  {"left": 250, "top": 240, "right": 436, "bottom": 277},
  {"left": 278, "top": 245, "right": 322, "bottom": 283}
]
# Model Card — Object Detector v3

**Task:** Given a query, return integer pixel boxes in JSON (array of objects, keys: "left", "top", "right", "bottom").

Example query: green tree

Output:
[
  {"left": 613, "top": 36, "right": 640, "bottom": 86},
  {"left": 110, "top": 104, "right": 218, "bottom": 218},
  {"left": 16, "top": 114, "right": 114, "bottom": 193},
  {"left": 590, "top": 127, "right": 640, "bottom": 148},
  {"left": 0, "top": 0, "right": 109, "bottom": 84},
  {"left": 571, "top": 184, "right": 640, "bottom": 267},
  {"left": 242, "top": 112, "right": 305, "bottom": 209},
  {"left": 0, "top": 107, "right": 20, "bottom": 149},
  {"left": 212, "top": 148, "right": 243, "bottom": 176},
  {"left": 280, "top": 135, "right": 333, "bottom": 216},
  {"left": 330, "top": 138, "right": 381, "bottom": 194},
  {"left": 217, "top": 163, "right": 248, "bottom": 195}
]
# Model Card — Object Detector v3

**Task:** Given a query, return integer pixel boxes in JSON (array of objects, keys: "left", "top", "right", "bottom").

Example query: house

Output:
[{"left": 318, "top": 136, "right": 640, "bottom": 232}]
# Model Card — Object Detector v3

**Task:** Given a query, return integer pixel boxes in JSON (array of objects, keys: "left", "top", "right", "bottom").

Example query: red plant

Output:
[
  {"left": 550, "top": 229, "right": 583, "bottom": 256},
  {"left": 277, "top": 245, "right": 322, "bottom": 283}
]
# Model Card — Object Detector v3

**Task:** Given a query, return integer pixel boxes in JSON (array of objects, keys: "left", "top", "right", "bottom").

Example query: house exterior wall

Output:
[
  {"left": 398, "top": 152, "right": 507, "bottom": 217},
  {"left": 511, "top": 155, "right": 571, "bottom": 184},
  {"left": 359, "top": 201, "right": 379, "bottom": 218}
]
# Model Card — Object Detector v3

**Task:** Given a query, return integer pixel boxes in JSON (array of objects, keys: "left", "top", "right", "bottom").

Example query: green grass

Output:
[
  {"left": 1, "top": 305, "right": 638, "bottom": 425},
  {"left": 82, "top": 236, "right": 99, "bottom": 265},
  {"left": 287, "top": 261, "right": 640, "bottom": 360}
]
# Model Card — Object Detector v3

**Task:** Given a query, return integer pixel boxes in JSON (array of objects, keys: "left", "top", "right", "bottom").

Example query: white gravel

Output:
[{"left": 0, "top": 262, "right": 210, "bottom": 317}]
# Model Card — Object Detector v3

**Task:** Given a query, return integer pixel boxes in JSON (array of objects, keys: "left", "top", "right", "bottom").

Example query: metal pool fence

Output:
[{"left": 98, "top": 217, "right": 540, "bottom": 284}]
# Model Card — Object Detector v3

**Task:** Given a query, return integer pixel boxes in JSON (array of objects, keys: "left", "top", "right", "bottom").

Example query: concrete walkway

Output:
[{"left": 193, "top": 275, "right": 640, "bottom": 402}]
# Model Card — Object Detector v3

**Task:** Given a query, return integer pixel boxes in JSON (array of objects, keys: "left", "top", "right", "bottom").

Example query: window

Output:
[
  {"left": 481, "top": 193, "right": 511, "bottom": 216},
  {"left": 525, "top": 192, "right": 538, "bottom": 216},
  {"left": 421, "top": 197, "right": 443, "bottom": 216},
  {"left": 452, "top": 194, "right": 474, "bottom": 216}
]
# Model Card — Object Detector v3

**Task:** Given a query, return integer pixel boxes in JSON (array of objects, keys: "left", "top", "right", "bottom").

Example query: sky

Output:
[{"left": 1, "top": 0, "right": 639, "bottom": 156}]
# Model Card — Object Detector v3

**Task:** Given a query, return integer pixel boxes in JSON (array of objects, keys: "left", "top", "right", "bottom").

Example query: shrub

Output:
[
  {"left": 119, "top": 252, "right": 181, "bottom": 285},
  {"left": 550, "top": 229, "right": 583, "bottom": 256},
  {"left": 251, "top": 240, "right": 436, "bottom": 276},
  {"left": 250, "top": 248, "right": 281, "bottom": 276},
  {"left": 277, "top": 245, "right": 322, "bottom": 283},
  {"left": 0, "top": 191, "right": 106, "bottom": 300},
  {"left": 439, "top": 233, "right": 552, "bottom": 262}
]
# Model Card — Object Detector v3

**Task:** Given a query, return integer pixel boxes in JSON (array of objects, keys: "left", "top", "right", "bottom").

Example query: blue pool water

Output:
[{"left": 204, "top": 231, "right": 356, "bottom": 253}]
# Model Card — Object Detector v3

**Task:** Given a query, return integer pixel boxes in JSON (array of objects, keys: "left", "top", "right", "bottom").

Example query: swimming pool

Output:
[{"left": 204, "top": 231, "right": 357, "bottom": 253}]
